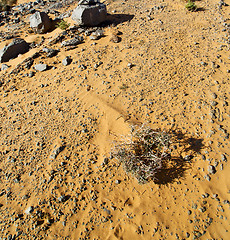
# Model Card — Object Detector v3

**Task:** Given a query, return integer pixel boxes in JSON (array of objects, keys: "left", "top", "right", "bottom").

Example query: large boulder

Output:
[
  {"left": 71, "top": 0, "right": 107, "bottom": 27},
  {"left": 0, "top": 38, "right": 30, "bottom": 63},
  {"left": 30, "top": 11, "right": 52, "bottom": 34}
]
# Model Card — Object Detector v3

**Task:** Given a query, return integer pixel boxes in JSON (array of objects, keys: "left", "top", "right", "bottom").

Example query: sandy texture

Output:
[{"left": 0, "top": 0, "right": 230, "bottom": 239}]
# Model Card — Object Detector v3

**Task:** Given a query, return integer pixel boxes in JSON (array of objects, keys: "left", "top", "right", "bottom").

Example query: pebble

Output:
[
  {"left": 1, "top": 64, "right": 9, "bottom": 70},
  {"left": 115, "top": 180, "right": 121, "bottom": 184},
  {"left": 208, "top": 165, "right": 216, "bottom": 174},
  {"left": 34, "top": 64, "right": 48, "bottom": 72},
  {"left": 62, "top": 56, "right": 72, "bottom": 66},
  {"left": 25, "top": 206, "right": 34, "bottom": 214}
]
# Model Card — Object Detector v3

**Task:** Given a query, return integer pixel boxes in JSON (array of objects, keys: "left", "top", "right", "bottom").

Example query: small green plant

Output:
[
  {"left": 185, "top": 0, "right": 197, "bottom": 11},
  {"left": 0, "top": 0, "right": 16, "bottom": 11},
  {"left": 111, "top": 124, "right": 171, "bottom": 184},
  {"left": 56, "top": 20, "right": 70, "bottom": 30}
]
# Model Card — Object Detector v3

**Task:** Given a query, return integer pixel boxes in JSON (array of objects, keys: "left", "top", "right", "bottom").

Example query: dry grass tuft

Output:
[{"left": 111, "top": 124, "right": 171, "bottom": 184}]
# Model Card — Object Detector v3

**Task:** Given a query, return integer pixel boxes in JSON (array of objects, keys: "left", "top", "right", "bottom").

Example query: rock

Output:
[
  {"left": 62, "top": 56, "right": 72, "bottom": 66},
  {"left": 50, "top": 144, "right": 65, "bottom": 159},
  {"left": 0, "top": 38, "right": 30, "bottom": 63},
  {"left": 58, "top": 195, "right": 67, "bottom": 202},
  {"left": 115, "top": 180, "right": 121, "bottom": 184},
  {"left": 208, "top": 165, "right": 216, "bottom": 174},
  {"left": 28, "top": 71, "right": 35, "bottom": 77},
  {"left": 110, "top": 34, "right": 121, "bottom": 43},
  {"left": 184, "top": 155, "right": 193, "bottom": 161},
  {"left": 1, "top": 64, "right": 9, "bottom": 70},
  {"left": 61, "top": 36, "right": 83, "bottom": 47},
  {"left": 34, "top": 63, "right": 48, "bottom": 71},
  {"left": 42, "top": 47, "right": 59, "bottom": 58},
  {"left": 90, "top": 29, "right": 104, "bottom": 40},
  {"left": 71, "top": 1, "right": 107, "bottom": 27},
  {"left": 30, "top": 11, "right": 52, "bottom": 34},
  {"left": 25, "top": 206, "right": 34, "bottom": 214}
]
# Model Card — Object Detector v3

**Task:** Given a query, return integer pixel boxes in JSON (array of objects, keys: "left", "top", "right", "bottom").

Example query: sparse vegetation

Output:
[
  {"left": 111, "top": 124, "right": 171, "bottom": 183},
  {"left": 56, "top": 20, "right": 70, "bottom": 30},
  {"left": 185, "top": 0, "right": 197, "bottom": 11},
  {"left": 0, "top": 0, "right": 16, "bottom": 11}
]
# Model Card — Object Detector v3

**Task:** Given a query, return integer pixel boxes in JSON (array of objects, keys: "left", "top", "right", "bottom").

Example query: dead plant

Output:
[{"left": 111, "top": 124, "right": 171, "bottom": 184}]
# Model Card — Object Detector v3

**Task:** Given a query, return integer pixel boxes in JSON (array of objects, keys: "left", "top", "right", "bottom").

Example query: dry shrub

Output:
[{"left": 111, "top": 124, "right": 171, "bottom": 184}]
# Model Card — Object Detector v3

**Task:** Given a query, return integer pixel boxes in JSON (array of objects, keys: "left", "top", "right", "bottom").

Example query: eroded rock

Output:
[
  {"left": 30, "top": 11, "right": 52, "bottom": 34},
  {"left": 0, "top": 38, "right": 30, "bottom": 63},
  {"left": 71, "top": 0, "right": 107, "bottom": 27}
]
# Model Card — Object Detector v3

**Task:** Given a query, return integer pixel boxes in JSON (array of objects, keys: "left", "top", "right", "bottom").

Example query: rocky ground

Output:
[{"left": 0, "top": 0, "right": 230, "bottom": 239}]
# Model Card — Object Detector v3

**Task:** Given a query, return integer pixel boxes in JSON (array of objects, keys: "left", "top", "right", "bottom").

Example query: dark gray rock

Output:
[
  {"left": 71, "top": 1, "right": 107, "bottom": 27},
  {"left": 34, "top": 63, "right": 48, "bottom": 71},
  {"left": 61, "top": 36, "right": 83, "bottom": 47},
  {"left": 30, "top": 11, "right": 52, "bottom": 34},
  {"left": 0, "top": 38, "right": 30, "bottom": 63},
  {"left": 42, "top": 47, "right": 59, "bottom": 57},
  {"left": 90, "top": 29, "right": 104, "bottom": 40}
]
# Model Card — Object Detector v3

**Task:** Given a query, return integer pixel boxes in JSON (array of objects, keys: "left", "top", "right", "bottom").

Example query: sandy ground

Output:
[{"left": 0, "top": 0, "right": 230, "bottom": 239}]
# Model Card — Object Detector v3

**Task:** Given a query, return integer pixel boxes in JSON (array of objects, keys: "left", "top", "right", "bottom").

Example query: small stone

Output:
[
  {"left": 184, "top": 155, "right": 193, "bottom": 161},
  {"left": 34, "top": 63, "right": 48, "bottom": 72},
  {"left": 1, "top": 64, "right": 9, "bottom": 70},
  {"left": 115, "top": 180, "right": 121, "bottom": 184},
  {"left": 61, "top": 36, "right": 83, "bottom": 47},
  {"left": 58, "top": 195, "right": 67, "bottom": 202},
  {"left": 25, "top": 206, "right": 34, "bottom": 214},
  {"left": 62, "top": 56, "right": 72, "bottom": 66},
  {"left": 221, "top": 154, "right": 227, "bottom": 162},
  {"left": 208, "top": 165, "right": 216, "bottom": 174},
  {"left": 28, "top": 71, "right": 35, "bottom": 77}
]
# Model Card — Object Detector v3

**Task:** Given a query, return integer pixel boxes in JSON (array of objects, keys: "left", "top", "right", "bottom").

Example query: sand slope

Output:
[{"left": 0, "top": 0, "right": 229, "bottom": 239}]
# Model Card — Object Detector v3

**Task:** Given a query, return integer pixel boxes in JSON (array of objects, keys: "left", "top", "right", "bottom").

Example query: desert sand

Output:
[{"left": 0, "top": 0, "right": 230, "bottom": 239}]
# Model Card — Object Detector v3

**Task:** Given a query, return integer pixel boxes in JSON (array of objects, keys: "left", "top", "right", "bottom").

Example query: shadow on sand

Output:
[
  {"left": 154, "top": 130, "right": 204, "bottom": 185},
  {"left": 102, "top": 13, "right": 135, "bottom": 27}
]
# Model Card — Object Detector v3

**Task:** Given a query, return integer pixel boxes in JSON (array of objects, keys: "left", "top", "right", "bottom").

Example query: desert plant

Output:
[
  {"left": 56, "top": 20, "right": 70, "bottom": 30},
  {"left": 185, "top": 0, "right": 197, "bottom": 11},
  {"left": 111, "top": 124, "right": 171, "bottom": 183},
  {"left": 0, "top": 0, "right": 16, "bottom": 11}
]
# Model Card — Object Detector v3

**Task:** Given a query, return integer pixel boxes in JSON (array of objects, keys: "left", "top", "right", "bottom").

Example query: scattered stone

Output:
[
  {"left": 184, "top": 155, "right": 193, "bottom": 161},
  {"left": 50, "top": 144, "right": 65, "bottom": 159},
  {"left": 110, "top": 34, "right": 121, "bottom": 43},
  {"left": 71, "top": 0, "right": 107, "bottom": 27},
  {"left": 0, "top": 38, "right": 30, "bottom": 63},
  {"left": 208, "top": 165, "right": 216, "bottom": 174},
  {"left": 204, "top": 174, "right": 211, "bottom": 181},
  {"left": 34, "top": 63, "right": 48, "bottom": 72},
  {"left": 28, "top": 71, "right": 35, "bottom": 77},
  {"left": 62, "top": 56, "right": 72, "bottom": 66},
  {"left": 61, "top": 36, "right": 83, "bottom": 47},
  {"left": 1, "top": 64, "right": 9, "bottom": 70},
  {"left": 42, "top": 47, "right": 59, "bottom": 58},
  {"left": 90, "top": 29, "right": 104, "bottom": 40},
  {"left": 25, "top": 206, "right": 34, "bottom": 214},
  {"left": 58, "top": 195, "right": 67, "bottom": 202},
  {"left": 115, "top": 180, "right": 121, "bottom": 184},
  {"left": 187, "top": 210, "right": 192, "bottom": 215},
  {"left": 221, "top": 154, "right": 227, "bottom": 162},
  {"left": 30, "top": 11, "right": 52, "bottom": 34}
]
